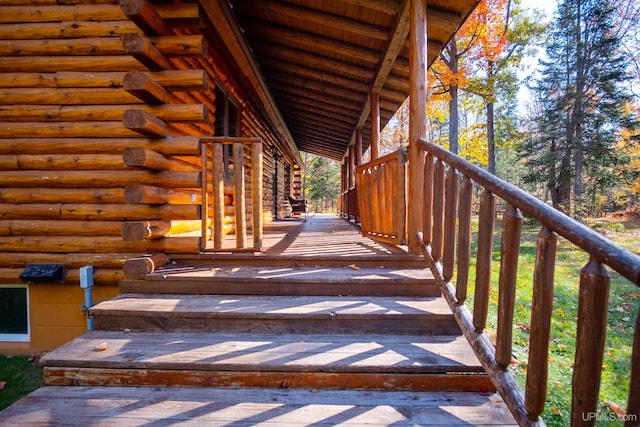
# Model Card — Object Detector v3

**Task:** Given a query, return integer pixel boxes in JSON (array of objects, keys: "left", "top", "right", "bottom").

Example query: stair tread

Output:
[
  {"left": 91, "top": 294, "right": 453, "bottom": 318},
  {"left": 148, "top": 265, "right": 434, "bottom": 283},
  {"left": 0, "top": 386, "right": 517, "bottom": 426},
  {"left": 41, "top": 330, "right": 484, "bottom": 373}
]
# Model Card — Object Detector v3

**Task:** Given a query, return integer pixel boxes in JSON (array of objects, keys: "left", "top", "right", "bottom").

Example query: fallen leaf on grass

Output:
[
  {"left": 0, "top": 381, "right": 6, "bottom": 390},
  {"left": 551, "top": 405, "right": 563, "bottom": 416},
  {"left": 605, "top": 401, "right": 626, "bottom": 417}
]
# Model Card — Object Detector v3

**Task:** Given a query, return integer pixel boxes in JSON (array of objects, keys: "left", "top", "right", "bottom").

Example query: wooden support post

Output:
[
  {"left": 572, "top": 259, "right": 610, "bottom": 426},
  {"left": 233, "top": 142, "right": 246, "bottom": 249},
  {"left": 442, "top": 167, "right": 459, "bottom": 281},
  {"left": 473, "top": 189, "right": 495, "bottom": 332},
  {"left": 349, "top": 145, "right": 356, "bottom": 189},
  {"left": 122, "top": 33, "right": 173, "bottom": 71},
  {"left": 456, "top": 176, "right": 473, "bottom": 304},
  {"left": 212, "top": 142, "right": 224, "bottom": 249},
  {"left": 120, "top": 0, "right": 173, "bottom": 36},
  {"left": 370, "top": 92, "right": 380, "bottom": 160},
  {"left": 355, "top": 128, "right": 363, "bottom": 167},
  {"left": 123, "top": 70, "right": 172, "bottom": 104},
  {"left": 408, "top": 0, "right": 427, "bottom": 253},
  {"left": 495, "top": 204, "right": 523, "bottom": 370},
  {"left": 628, "top": 311, "right": 640, "bottom": 426},
  {"left": 251, "top": 141, "right": 263, "bottom": 250},
  {"left": 123, "top": 253, "right": 171, "bottom": 279},
  {"left": 525, "top": 226, "right": 557, "bottom": 421},
  {"left": 431, "top": 159, "right": 445, "bottom": 261},
  {"left": 422, "top": 153, "right": 433, "bottom": 245},
  {"left": 122, "top": 110, "right": 168, "bottom": 137}
]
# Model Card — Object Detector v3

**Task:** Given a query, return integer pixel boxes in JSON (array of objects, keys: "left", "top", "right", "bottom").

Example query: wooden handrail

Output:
[{"left": 417, "top": 137, "right": 640, "bottom": 426}]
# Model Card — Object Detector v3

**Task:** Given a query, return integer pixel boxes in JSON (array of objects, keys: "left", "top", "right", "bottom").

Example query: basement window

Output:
[{"left": 0, "top": 285, "right": 29, "bottom": 342}]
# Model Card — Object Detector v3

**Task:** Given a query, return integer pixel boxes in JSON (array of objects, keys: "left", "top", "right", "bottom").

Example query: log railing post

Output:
[
  {"left": 572, "top": 259, "right": 610, "bottom": 426},
  {"left": 431, "top": 159, "right": 445, "bottom": 262},
  {"left": 473, "top": 189, "right": 496, "bottom": 332},
  {"left": 495, "top": 204, "right": 523, "bottom": 370},
  {"left": 456, "top": 176, "right": 473, "bottom": 304},
  {"left": 627, "top": 310, "right": 640, "bottom": 426},
  {"left": 251, "top": 140, "right": 263, "bottom": 250},
  {"left": 442, "top": 167, "right": 459, "bottom": 281},
  {"left": 526, "top": 226, "right": 557, "bottom": 421},
  {"left": 233, "top": 142, "right": 246, "bottom": 249},
  {"left": 212, "top": 141, "right": 224, "bottom": 249},
  {"left": 422, "top": 152, "right": 434, "bottom": 245}
]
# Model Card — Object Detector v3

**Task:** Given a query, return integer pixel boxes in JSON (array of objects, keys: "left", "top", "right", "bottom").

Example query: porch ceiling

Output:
[{"left": 226, "top": 0, "right": 479, "bottom": 161}]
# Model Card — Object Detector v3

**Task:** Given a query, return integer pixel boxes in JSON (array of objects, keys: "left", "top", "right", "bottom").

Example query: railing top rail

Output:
[
  {"left": 355, "top": 148, "right": 405, "bottom": 172},
  {"left": 200, "top": 137, "right": 262, "bottom": 144},
  {"left": 418, "top": 137, "right": 640, "bottom": 286}
]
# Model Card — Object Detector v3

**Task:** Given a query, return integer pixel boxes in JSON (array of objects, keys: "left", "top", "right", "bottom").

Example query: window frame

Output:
[{"left": 0, "top": 284, "right": 30, "bottom": 342}]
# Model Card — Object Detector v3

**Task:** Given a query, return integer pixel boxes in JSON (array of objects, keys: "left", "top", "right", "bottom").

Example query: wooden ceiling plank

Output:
[
  {"left": 267, "top": 73, "right": 366, "bottom": 103},
  {"left": 249, "top": 0, "right": 390, "bottom": 41},
  {"left": 338, "top": 0, "right": 401, "bottom": 16},
  {"left": 270, "top": 82, "right": 363, "bottom": 114}
]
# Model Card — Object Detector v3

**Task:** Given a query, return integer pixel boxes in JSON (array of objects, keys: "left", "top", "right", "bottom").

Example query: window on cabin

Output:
[
  {"left": 0, "top": 285, "right": 29, "bottom": 342},
  {"left": 214, "top": 85, "right": 240, "bottom": 181}
]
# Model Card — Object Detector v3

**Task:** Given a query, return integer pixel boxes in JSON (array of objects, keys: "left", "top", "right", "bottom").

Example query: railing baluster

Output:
[
  {"left": 572, "top": 259, "right": 610, "bottom": 426},
  {"left": 212, "top": 141, "right": 224, "bottom": 249},
  {"left": 525, "top": 227, "right": 557, "bottom": 421},
  {"left": 422, "top": 153, "right": 434, "bottom": 244},
  {"left": 456, "top": 176, "right": 473, "bottom": 304},
  {"left": 233, "top": 142, "right": 246, "bottom": 249},
  {"left": 395, "top": 150, "right": 407, "bottom": 244},
  {"left": 627, "top": 310, "right": 640, "bottom": 426},
  {"left": 251, "top": 141, "right": 263, "bottom": 250},
  {"left": 200, "top": 141, "right": 209, "bottom": 251},
  {"left": 473, "top": 189, "right": 495, "bottom": 332},
  {"left": 443, "top": 167, "right": 459, "bottom": 281},
  {"left": 431, "top": 159, "right": 445, "bottom": 261},
  {"left": 496, "top": 204, "right": 523, "bottom": 369}
]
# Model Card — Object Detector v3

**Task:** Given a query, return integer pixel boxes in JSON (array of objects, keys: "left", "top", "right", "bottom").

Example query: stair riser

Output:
[
  {"left": 43, "top": 367, "right": 495, "bottom": 392},
  {"left": 92, "top": 315, "right": 462, "bottom": 335},
  {"left": 119, "top": 280, "right": 441, "bottom": 297},
  {"left": 166, "top": 256, "right": 428, "bottom": 269}
]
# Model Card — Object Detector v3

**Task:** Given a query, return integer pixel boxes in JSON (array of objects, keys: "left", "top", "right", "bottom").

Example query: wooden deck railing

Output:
[
  {"left": 200, "top": 137, "right": 263, "bottom": 252},
  {"left": 355, "top": 149, "right": 407, "bottom": 245},
  {"left": 417, "top": 138, "right": 640, "bottom": 427}
]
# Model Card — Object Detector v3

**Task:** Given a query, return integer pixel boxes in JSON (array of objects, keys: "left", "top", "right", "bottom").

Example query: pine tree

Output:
[{"left": 521, "top": 0, "right": 637, "bottom": 215}]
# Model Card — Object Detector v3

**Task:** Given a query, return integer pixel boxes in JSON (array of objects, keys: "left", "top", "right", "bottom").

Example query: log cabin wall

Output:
[{"left": 0, "top": 0, "right": 299, "bottom": 353}]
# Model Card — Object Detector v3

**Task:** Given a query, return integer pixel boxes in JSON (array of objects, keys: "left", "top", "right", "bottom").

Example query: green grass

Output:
[
  {"left": 0, "top": 355, "right": 43, "bottom": 411},
  {"left": 464, "top": 215, "right": 639, "bottom": 427}
]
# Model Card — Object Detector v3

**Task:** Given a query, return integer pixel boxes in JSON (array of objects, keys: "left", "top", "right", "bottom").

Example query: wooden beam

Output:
[
  {"left": 0, "top": 21, "right": 139, "bottom": 40},
  {"left": 123, "top": 253, "right": 171, "bottom": 279},
  {"left": 122, "top": 33, "right": 173, "bottom": 71},
  {"left": 124, "top": 185, "right": 201, "bottom": 204},
  {"left": 0, "top": 56, "right": 145, "bottom": 72},
  {"left": 122, "top": 110, "right": 169, "bottom": 138},
  {"left": 123, "top": 70, "right": 172, "bottom": 104}
]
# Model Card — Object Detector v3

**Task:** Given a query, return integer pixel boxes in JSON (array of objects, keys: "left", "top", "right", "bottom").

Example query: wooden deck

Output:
[{"left": 0, "top": 214, "right": 519, "bottom": 426}]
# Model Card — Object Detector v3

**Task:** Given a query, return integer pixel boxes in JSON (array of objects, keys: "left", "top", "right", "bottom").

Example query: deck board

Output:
[
  {"left": 0, "top": 386, "right": 518, "bottom": 426},
  {"left": 40, "top": 331, "right": 484, "bottom": 373}
]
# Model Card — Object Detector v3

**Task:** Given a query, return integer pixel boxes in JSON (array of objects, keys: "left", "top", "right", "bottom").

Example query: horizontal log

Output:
[
  {"left": 0, "top": 235, "right": 200, "bottom": 253},
  {"left": 0, "top": 104, "right": 208, "bottom": 122},
  {"left": 124, "top": 185, "right": 201, "bottom": 204},
  {"left": 0, "top": 267, "right": 125, "bottom": 286},
  {"left": 0, "top": 88, "right": 142, "bottom": 105},
  {"left": 0, "top": 21, "right": 140, "bottom": 40},
  {"left": 123, "top": 70, "right": 173, "bottom": 104},
  {"left": 122, "top": 252, "right": 171, "bottom": 279},
  {"left": 0, "top": 137, "right": 201, "bottom": 155},
  {"left": 0, "top": 188, "right": 125, "bottom": 204},
  {"left": 123, "top": 110, "right": 169, "bottom": 137},
  {"left": 0, "top": 252, "right": 140, "bottom": 269},
  {"left": 0, "top": 203, "right": 200, "bottom": 220},
  {"left": 0, "top": 170, "right": 200, "bottom": 188},
  {"left": 0, "top": 70, "right": 208, "bottom": 91},
  {"left": 122, "top": 148, "right": 198, "bottom": 171},
  {"left": 0, "top": 35, "right": 206, "bottom": 57},
  {"left": 3, "top": 154, "right": 125, "bottom": 170},
  {"left": 0, "top": 122, "right": 139, "bottom": 138},
  {"left": 123, "top": 33, "right": 172, "bottom": 71},
  {"left": 0, "top": 220, "right": 122, "bottom": 236},
  {"left": 122, "top": 219, "right": 205, "bottom": 241},
  {"left": 120, "top": 0, "right": 172, "bottom": 36},
  {"left": 0, "top": 5, "right": 127, "bottom": 23},
  {"left": 0, "top": 56, "right": 145, "bottom": 72}
]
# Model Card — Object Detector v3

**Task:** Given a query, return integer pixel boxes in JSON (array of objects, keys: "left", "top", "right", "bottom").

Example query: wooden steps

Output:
[
  {"left": 120, "top": 265, "right": 440, "bottom": 296},
  {"left": 89, "top": 294, "right": 460, "bottom": 334},
  {"left": 0, "top": 386, "right": 518, "bottom": 426}
]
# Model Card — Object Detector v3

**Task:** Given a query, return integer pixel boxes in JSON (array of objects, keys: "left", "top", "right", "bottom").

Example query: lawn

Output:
[
  {"left": 0, "top": 355, "right": 43, "bottom": 411},
  {"left": 465, "top": 213, "right": 639, "bottom": 427}
]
